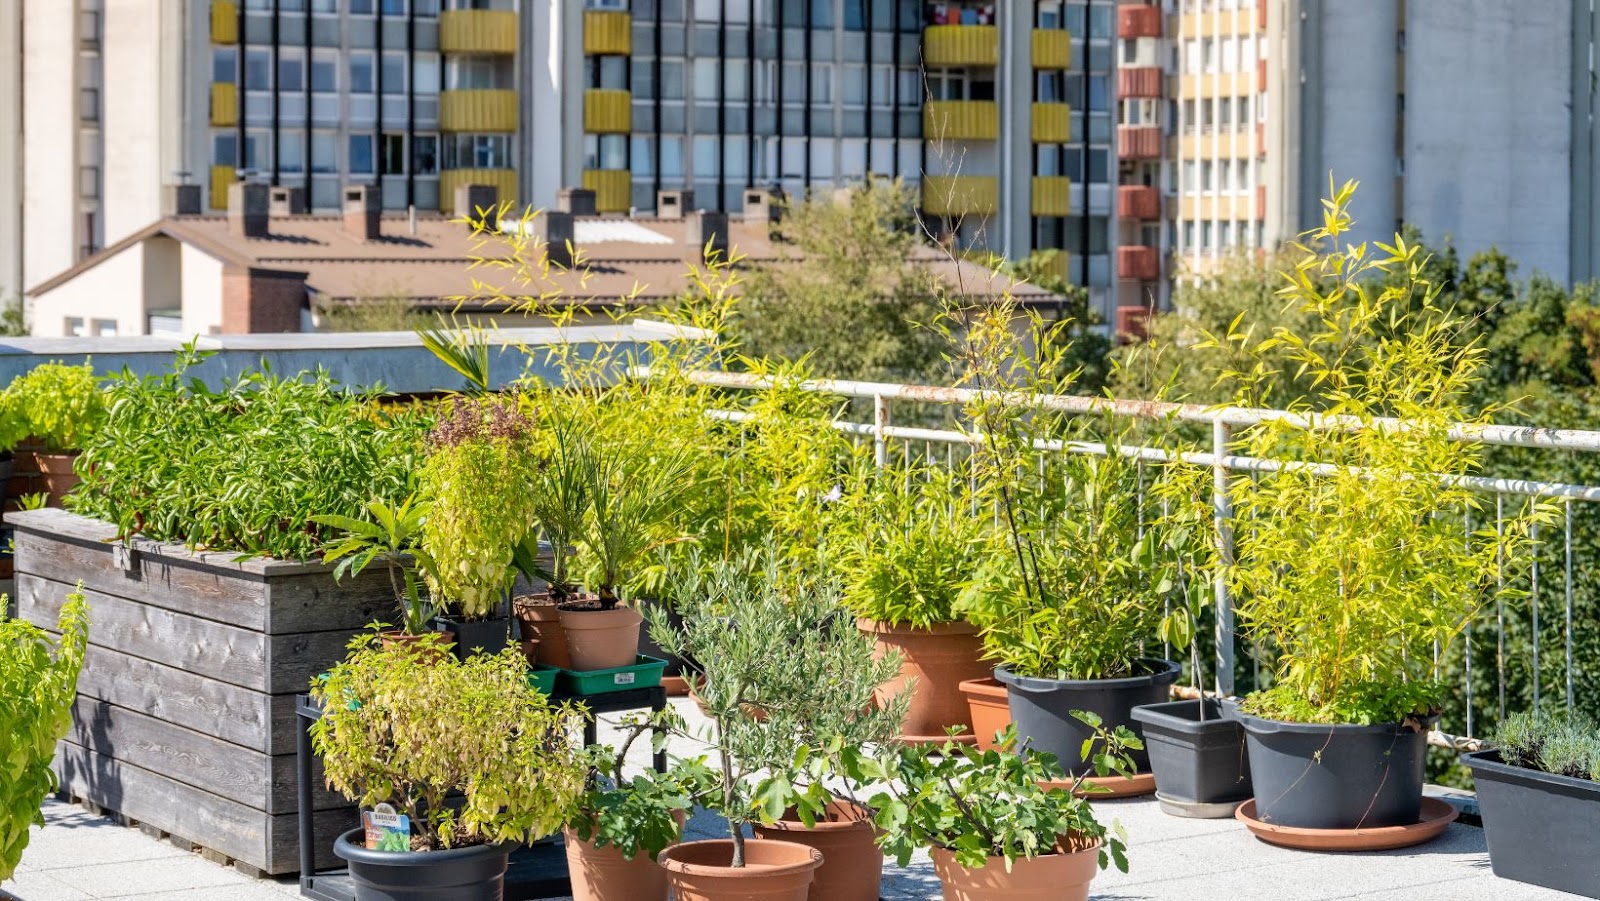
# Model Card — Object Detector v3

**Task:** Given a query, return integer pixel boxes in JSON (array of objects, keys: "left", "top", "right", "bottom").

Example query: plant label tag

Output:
[
  {"left": 613, "top": 672, "right": 636, "bottom": 686},
  {"left": 363, "top": 803, "right": 411, "bottom": 851}
]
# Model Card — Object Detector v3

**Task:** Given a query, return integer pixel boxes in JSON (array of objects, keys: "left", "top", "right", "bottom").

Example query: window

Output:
[
  {"left": 724, "top": 59, "right": 749, "bottom": 102},
  {"left": 280, "top": 0, "right": 305, "bottom": 10},
  {"left": 443, "top": 133, "right": 510, "bottom": 168},
  {"left": 414, "top": 53, "right": 440, "bottom": 93},
  {"left": 312, "top": 50, "right": 339, "bottom": 92},
  {"left": 212, "top": 48, "right": 236, "bottom": 84},
  {"left": 693, "top": 58, "right": 719, "bottom": 99},
  {"left": 349, "top": 134, "right": 375, "bottom": 173},
  {"left": 811, "top": 65, "right": 833, "bottom": 103},
  {"left": 660, "top": 60, "right": 685, "bottom": 99},
  {"left": 446, "top": 56, "right": 511, "bottom": 90},
  {"left": 412, "top": 134, "right": 439, "bottom": 174},
  {"left": 380, "top": 134, "right": 406, "bottom": 174},
  {"left": 65, "top": 317, "right": 86, "bottom": 337},
  {"left": 781, "top": 62, "right": 805, "bottom": 102},
  {"left": 1087, "top": 148, "right": 1107, "bottom": 183},
  {"left": 1087, "top": 4, "right": 1111, "bottom": 38},
  {"left": 1121, "top": 39, "right": 1136, "bottom": 64},
  {"left": 1182, "top": 98, "right": 1195, "bottom": 131},
  {"left": 382, "top": 0, "right": 407, "bottom": 13},
  {"left": 280, "top": 132, "right": 305, "bottom": 173},
  {"left": 1202, "top": 38, "right": 1216, "bottom": 71},
  {"left": 592, "top": 55, "right": 627, "bottom": 90},
  {"left": 79, "top": 88, "right": 98, "bottom": 122},
  {"left": 659, "top": 136, "right": 684, "bottom": 178},
  {"left": 1201, "top": 97, "right": 1214, "bottom": 129},
  {"left": 585, "top": 133, "right": 627, "bottom": 169},
  {"left": 381, "top": 52, "right": 406, "bottom": 94},
  {"left": 1201, "top": 160, "right": 1213, "bottom": 190},
  {"left": 350, "top": 53, "right": 376, "bottom": 93},
  {"left": 312, "top": 132, "right": 338, "bottom": 173},
  {"left": 1036, "top": 71, "right": 1064, "bottom": 103},
  {"left": 350, "top": 0, "right": 375, "bottom": 13},
  {"left": 899, "top": 68, "right": 921, "bottom": 103},
  {"left": 312, "top": 0, "right": 338, "bottom": 12},
  {"left": 80, "top": 9, "right": 100, "bottom": 44},
  {"left": 414, "top": 0, "right": 438, "bottom": 13},
  {"left": 1181, "top": 159, "right": 1195, "bottom": 189},
  {"left": 1087, "top": 75, "right": 1108, "bottom": 111},
  {"left": 243, "top": 130, "right": 271, "bottom": 171},
  {"left": 1221, "top": 37, "right": 1236, "bottom": 71},
  {"left": 693, "top": 135, "right": 718, "bottom": 178},
  {"left": 810, "top": 0, "right": 832, "bottom": 28},
  {"left": 279, "top": 49, "right": 305, "bottom": 93},
  {"left": 871, "top": 66, "right": 892, "bottom": 106},
  {"left": 1219, "top": 96, "right": 1231, "bottom": 128},
  {"left": 1183, "top": 220, "right": 1194, "bottom": 248},
  {"left": 1037, "top": 0, "right": 1061, "bottom": 28},
  {"left": 631, "top": 135, "right": 654, "bottom": 177},
  {"left": 93, "top": 319, "right": 116, "bottom": 338},
  {"left": 724, "top": 135, "right": 747, "bottom": 179},
  {"left": 841, "top": 64, "right": 865, "bottom": 105},
  {"left": 844, "top": 0, "right": 864, "bottom": 29},
  {"left": 213, "top": 132, "right": 238, "bottom": 167},
  {"left": 244, "top": 49, "right": 271, "bottom": 90},
  {"left": 693, "top": 0, "right": 718, "bottom": 20},
  {"left": 79, "top": 165, "right": 99, "bottom": 199}
]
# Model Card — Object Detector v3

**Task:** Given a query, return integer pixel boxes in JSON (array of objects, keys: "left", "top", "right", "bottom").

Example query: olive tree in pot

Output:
[
  {"left": 1217, "top": 182, "right": 1546, "bottom": 831},
  {"left": 646, "top": 551, "right": 907, "bottom": 901},
  {"left": 1464, "top": 711, "right": 1600, "bottom": 897},
  {"left": 310, "top": 633, "right": 584, "bottom": 901},
  {"left": 829, "top": 462, "right": 990, "bottom": 744}
]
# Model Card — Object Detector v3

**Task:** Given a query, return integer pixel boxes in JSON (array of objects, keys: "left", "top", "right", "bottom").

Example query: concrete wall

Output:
[
  {"left": 102, "top": 0, "right": 167, "bottom": 249},
  {"left": 21, "top": 0, "right": 81, "bottom": 297},
  {"left": 1405, "top": 0, "right": 1571, "bottom": 282},
  {"left": 27, "top": 243, "right": 148, "bottom": 338},
  {"left": 0, "top": 2, "right": 21, "bottom": 303},
  {"left": 1310, "top": 0, "right": 1397, "bottom": 247},
  {"left": 179, "top": 243, "right": 226, "bottom": 336}
]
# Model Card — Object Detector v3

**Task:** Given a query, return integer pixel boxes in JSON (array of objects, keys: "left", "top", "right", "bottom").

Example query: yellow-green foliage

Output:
[
  {"left": 0, "top": 589, "right": 89, "bottom": 882},
  {"left": 4, "top": 363, "right": 106, "bottom": 452}
]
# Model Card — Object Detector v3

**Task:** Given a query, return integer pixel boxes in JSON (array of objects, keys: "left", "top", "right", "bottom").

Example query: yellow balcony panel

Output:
[
  {"left": 439, "top": 89, "right": 518, "bottom": 132},
  {"left": 439, "top": 9, "right": 518, "bottom": 54},
  {"left": 583, "top": 169, "right": 632, "bottom": 213},
  {"left": 923, "top": 25, "right": 999, "bottom": 67},
  {"left": 210, "top": 82, "right": 237, "bottom": 127},
  {"left": 584, "top": 10, "right": 632, "bottom": 56},
  {"left": 1032, "top": 176, "right": 1073, "bottom": 216},
  {"left": 440, "top": 169, "right": 518, "bottom": 214},
  {"left": 1032, "top": 102, "right": 1071, "bottom": 143},
  {"left": 923, "top": 100, "right": 998, "bottom": 141},
  {"left": 208, "top": 165, "right": 234, "bottom": 211},
  {"left": 584, "top": 89, "right": 632, "bottom": 134},
  {"left": 211, "top": 0, "right": 237, "bottom": 44},
  {"left": 1037, "top": 248, "right": 1071, "bottom": 283},
  {"left": 1032, "top": 29, "right": 1072, "bottom": 69},
  {"left": 923, "top": 175, "right": 998, "bottom": 217}
]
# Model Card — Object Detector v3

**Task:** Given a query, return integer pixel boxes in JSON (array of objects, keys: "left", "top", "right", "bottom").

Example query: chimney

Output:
[
  {"left": 742, "top": 185, "right": 785, "bottom": 231},
  {"left": 227, "top": 182, "right": 270, "bottom": 239},
  {"left": 342, "top": 185, "right": 382, "bottom": 241},
  {"left": 454, "top": 183, "right": 500, "bottom": 229},
  {"left": 657, "top": 189, "right": 693, "bottom": 219},
  {"left": 533, "top": 209, "right": 575, "bottom": 268},
  {"left": 269, "top": 186, "right": 307, "bottom": 217},
  {"left": 162, "top": 184, "right": 203, "bottom": 217},
  {"left": 686, "top": 210, "right": 729, "bottom": 262},
  {"left": 557, "top": 187, "right": 597, "bottom": 216}
]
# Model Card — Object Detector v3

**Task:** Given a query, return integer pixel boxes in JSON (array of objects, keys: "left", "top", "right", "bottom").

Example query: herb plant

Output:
[
  {"left": 3, "top": 362, "right": 106, "bottom": 452},
  {"left": 310, "top": 633, "right": 584, "bottom": 851},
  {"left": 1493, "top": 710, "right": 1600, "bottom": 781},
  {"left": 0, "top": 387, "right": 27, "bottom": 455},
  {"left": 0, "top": 588, "right": 88, "bottom": 882},
  {"left": 314, "top": 495, "right": 438, "bottom": 635}
]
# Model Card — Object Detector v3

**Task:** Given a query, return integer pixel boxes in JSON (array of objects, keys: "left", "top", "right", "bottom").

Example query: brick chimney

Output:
[
  {"left": 686, "top": 210, "right": 728, "bottom": 262},
  {"left": 533, "top": 210, "right": 575, "bottom": 268},
  {"left": 342, "top": 185, "right": 381, "bottom": 241},
  {"left": 657, "top": 189, "right": 693, "bottom": 219},
  {"left": 162, "top": 184, "right": 203, "bottom": 216},
  {"left": 227, "top": 182, "right": 270, "bottom": 239},
  {"left": 270, "top": 186, "right": 307, "bottom": 217},
  {"left": 557, "top": 187, "right": 597, "bottom": 216}
]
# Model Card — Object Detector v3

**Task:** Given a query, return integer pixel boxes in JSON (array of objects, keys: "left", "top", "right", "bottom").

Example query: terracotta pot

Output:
[
  {"left": 558, "top": 604, "right": 644, "bottom": 671},
  {"left": 379, "top": 629, "right": 455, "bottom": 664},
  {"left": 36, "top": 452, "right": 80, "bottom": 507},
  {"left": 960, "top": 678, "right": 1011, "bottom": 751},
  {"left": 857, "top": 618, "right": 989, "bottom": 742},
  {"left": 658, "top": 839, "right": 822, "bottom": 901},
  {"left": 752, "top": 801, "right": 881, "bottom": 901},
  {"left": 513, "top": 594, "right": 573, "bottom": 669},
  {"left": 518, "top": 637, "right": 541, "bottom": 667},
  {"left": 564, "top": 827, "right": 668, "bottom": 901},
  {"left": 929, "top": 838, "right": 1100, "bottom": 901}
]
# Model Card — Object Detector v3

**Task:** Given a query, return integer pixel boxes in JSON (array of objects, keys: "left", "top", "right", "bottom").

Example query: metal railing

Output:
[{"left": 641, "top": 367, "right": 1600, "bottom": 750}]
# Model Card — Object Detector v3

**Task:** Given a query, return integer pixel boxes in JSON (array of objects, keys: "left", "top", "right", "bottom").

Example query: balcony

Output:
[
  {"left": 582, "top": 169, "right": 632, "bottom": 214},
  {"left": 922, "top": 25, "right": 999, "bottom": 67},
  {"left": 584, "top": 10, "right": 632, "bottom": 56},
  {"left": 1031, "top": 29, "right": 1071, "bottom": 69},
  {"left": 209, "top": 82, "right": 236, "bottom": 128},
  {"left": 439, "top": 168, "right": 518, "bottom": 213},
  {"left": 1118, "top": 126, "right": 1162, "bottom": 160},
  {"left": 1117, "top": 4, "right": 1162, "bottom": 38},
  {"left": 1118, "top": 67, "right": 1163, "bottom": 99},
  {"left": 1031, "top": 176, "right": 1072, "bottom": 216},
  {"left": 439, "top": 89, "right": 518, "bottom": 133},
  {"left": 1115, "top": 305, "right": 1154, "bottom": 342},
  {"left": 584, "top": 89, "right": 632, "bottom": 134},
  {"left": 922, "top": 100, "right": 998, "bottom": 142},
  {"left": 922, "top": 175, "right": 998, "bottom": 216},
  {"left": 1031, "top": 102, "right": 1071, "bottom": 143},
  {"left": 1118, "top": 185, "right": 1160, "bottom": 220},
  {"left": 1118, "top": 245, "right": 1160, "bottom": 281},
  {"left": 210, "top": 0, "right": 236, "bottom": 44},
  {"left": 1257, "top": 57, "right": 1268, "bottom": 92},
  {"left": 439, "top": 9, "right": 518, "bottom": 55},
  {"left": 208, "top": 165, "right": 233, "bottom": 212}
]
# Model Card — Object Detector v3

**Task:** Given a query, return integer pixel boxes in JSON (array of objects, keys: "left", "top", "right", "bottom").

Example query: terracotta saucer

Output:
[
  {"left": 661, "top": 675, "right": 692, "bottom": 697},
  {"left": 1038, "top": 771, "right": 1158, "bottom": 799},
  {"left": 1234, "top": 797, "right": 1459, "bottom": 852}
]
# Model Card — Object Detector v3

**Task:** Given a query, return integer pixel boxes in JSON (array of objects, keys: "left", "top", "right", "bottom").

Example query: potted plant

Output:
[
  {"left": 0, "top": 587, "right": 88, "bottom": 884},
  {"left": 310, "top": 633, "right": 584, "bottom": 900},
  {"left": 4, "top": 362, "right": 106, "bottom": 504},
  {"left": 314, "top": 495, "right": 450, "bottom": 655},
  {"left": 1217, "top": 183, "right": 1545, "bottom": 830},
  {"left": 841, "top": 722, "right": 1133, "bottom": 901},
  {"left": 511, "top": 410, "right": 593, "bottom": 670},
  {"left": 418, "top": 397, "right": 541, "bottom": 659},
  {"left": 1131, "top": 693, "right": 1252, "bottom": 817},
  {"left": 646, "top": 552, "right": 905, "bottom": 901},
  {"left": 830, "top": 462, "right": 992, "bottom": 744},
  {"left": 0, "top": 386, "right": 25, "bottom": 490},
  {"left": 1465, "top": 710, "right": 1600, "bottom": 898}
]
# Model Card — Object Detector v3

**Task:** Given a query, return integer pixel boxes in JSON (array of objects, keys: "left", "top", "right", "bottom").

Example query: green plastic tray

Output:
[
  {"left": 555, "top": 655, "right": 667, "bottom": 696},
  {"left": 525, "top": 666, "right": 559, "bottom": 694}
]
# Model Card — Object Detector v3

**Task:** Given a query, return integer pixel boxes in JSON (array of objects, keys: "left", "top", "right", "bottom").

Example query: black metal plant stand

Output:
[{"left": 295, "top": 686, "right": 669, "bottom": 901}]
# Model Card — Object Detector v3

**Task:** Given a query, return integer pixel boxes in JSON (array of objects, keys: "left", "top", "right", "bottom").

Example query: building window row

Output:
[
  {"left": 632, "top": 0, "right": 921, "bottom": 29},
  {"left": 243, "top": 0, "right": 442, "bottom": 15},
  {"left": 1182, "top": 35, "right": 1258, "bottom": 75},
  {"left": 1181, "top": 218, "right": 1264, "bottom": 252},
  {"left": 212, "top": 129, "right": 441, "bottom": 177},
  {"left": 227, "top": 48, "right": 440, "bottom": 95},
  {"left": 1180, "top": 158, "right": 1253, "bottom": 193},
  {"left": 637, "top": 58, "right": 919, "bottom": 108},
  {"left": 1179, "top": 95, "right": 1255, "bottom": 132}
]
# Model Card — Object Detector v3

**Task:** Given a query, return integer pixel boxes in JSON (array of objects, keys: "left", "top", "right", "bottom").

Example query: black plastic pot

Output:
[
  {"left": 994, "top": 658, "right": 1180, "bottom": 773},
  {"left": 435, "top": 608, "right": 511, "bottom": 661},
  {"left": 1233, "top": 709, "right": 1431, "bottom": 829},
  {"left": 333, "top": 829, "right": 515, "bottom": 901},
  {"left": 1131, "top": 698, "right": 1251, "bottom": 817},
  {"left": 1465, "top": 749, "right": 1600, "bottom": 898}
]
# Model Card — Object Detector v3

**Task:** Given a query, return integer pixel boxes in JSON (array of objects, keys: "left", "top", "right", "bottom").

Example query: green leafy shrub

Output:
[
  {"left": 314, "top": 495, "right": 438, "bottom": 634},
  {"left": 70, "top": 348, "right": 426, "bottom": 560},
  {"left": 310, "top": 633, "right": 584, "bottom": 850},
  {"left": 0, "top": 388, "right": 28, "bottom": 455},
  {"left": 0, "top": 588, "right": 88, "bottom": 882},
  {"left": 565, "top": 737, "right": 717, "bottom": 862},
  {"left": 1494, "top": 710, "right": 1600, "bottom": 780},
  {"left": 4, "top": 362, "right": 106, "bottom": 452}
]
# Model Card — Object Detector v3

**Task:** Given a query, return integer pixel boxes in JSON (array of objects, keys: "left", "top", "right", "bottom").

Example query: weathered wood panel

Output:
[{"left": 72, "top": 644, "right": 275, "bottom": 753}]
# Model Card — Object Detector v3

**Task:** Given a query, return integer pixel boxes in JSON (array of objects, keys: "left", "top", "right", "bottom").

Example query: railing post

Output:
[
  {"left": 1213, "top": 418, "right": 1236, "bottom": 697},
  {"left": 874, "top": 394, "right": 889, "bottom": 469}
]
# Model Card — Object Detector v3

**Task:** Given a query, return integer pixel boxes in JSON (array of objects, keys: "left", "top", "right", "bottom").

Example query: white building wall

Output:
[
  {"left": 1315, "top": 0, "right": 1396, "bottom": 248},
  {"left": 102, "top": 0, "right": 167, "bottom": 248},
  {"left": 0, "top": 2, "right": 22, "bottom": 302},
  {"left": 28, "top": 244, "right": 148, "bottom": 337},
  {"left": 1404, "top": 0, "right": 1571, "bottom": 282},
  {"left": 180, "top": 243, "right": 226, "bottom": 336},
  {"left": 21, "top": 0, "right": 81, "bottom": 297}
]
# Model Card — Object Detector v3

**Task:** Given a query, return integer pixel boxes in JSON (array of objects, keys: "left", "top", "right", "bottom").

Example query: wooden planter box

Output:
[{"left": 6, "top": 508, "right": 396, "bottom": 876}]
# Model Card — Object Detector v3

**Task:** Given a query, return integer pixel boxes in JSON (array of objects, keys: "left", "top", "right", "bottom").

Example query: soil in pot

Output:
[
  {"left": 858, "top": 618, "right": 989, "bottom": 743},
  {"left": 513, "top": 594, "right": 573, "bottom": 669},
  {"left": 658, "top": 839, "right": 822, "bottom": 901},
  {"left": 1131, "top": 698, "right": 1251, "bottom": 817},
  {"left": 751, "top": 800, "right": 881, "bottom": 901},
  {"left": 333, "top": 828, "right": 514, "bottom": 901},
  {"left": 1466, "top": 749, "right": 1600, "bottom": 898},
  {"left": 1234, "top": 709, "right": 1432, "bottom": 829},
  {"left": 995, "top": 658, "right": 1180, "bottom": 773},
  {"left": 558, "top": 602, "right": 644, "bottom": 671},
  {"left": 960, "top": 678, "right": 1011, "bottom": 752},
  {"left": 929, "top": 837, "right": 1100, "bottom": 901},
  {"left": 36, "top": 452, "right": 79, "bottom": 507}
]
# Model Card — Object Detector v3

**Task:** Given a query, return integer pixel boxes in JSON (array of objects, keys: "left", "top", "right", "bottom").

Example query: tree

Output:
[{"left": 0, "top": 292, "right": 24, "bottom": 336}]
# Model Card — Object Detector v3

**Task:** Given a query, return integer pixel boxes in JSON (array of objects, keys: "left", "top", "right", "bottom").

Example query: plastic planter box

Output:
[
  {"left": 1131, "top": 698, "right": 1251, "bottom": 818},
  {"left": 1465, "top": 749, "right": 1600, "bottom": 898},
  {"left": 555, "top": 655, "right": 668, "bottom": 696},
  {"left": 525, "top": 665, "right": 559, "bottom": 694}
]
